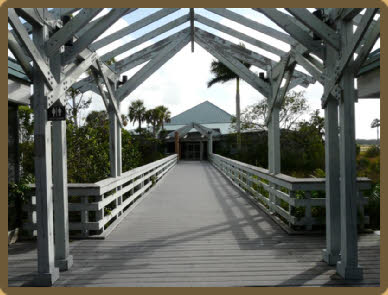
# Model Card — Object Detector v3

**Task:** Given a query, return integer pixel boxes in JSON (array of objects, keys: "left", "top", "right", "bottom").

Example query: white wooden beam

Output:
[
  {"left": 100, "top": 14, "right": 190, "bottom": 62},
  {"left": 114, "top": 38, "right": 173, "bottom": 74},
  {"left": 46, "top": 8, "right": 103, "bottom": 57},
  {"left": 205, "top": 8, "right": 294, "bottom": 45},
  {"left": 340, "top": 8, "right": 363, "bottom": 21},
  {"left": 195, "top": 28, "right": 271, "bottom": 98},
  {"left": 96, "top": 60, "right": 124, "bottom": 128},
  {"left": 322, "top": 8, "right": 378, "bottom": 106},
  {"left": 254, "top": 8, "right": 324, "bottom": 58},
  {"left": 190, "top": 8, "right": 195, "bottom": 52},
  {"left": 351, "top": 17, "right": 380, "bottom": 74},
  {"left": 8, "top": 31, "right": 33, "bottom": 80},
  {"left": 90, "top": 8, "right": 179, "bottom": 51},
  {"left": 46, "top": 51, "right": 98, "bottom": 108},
  {"left": 62, "top": 8, "right": 135, "bottom": 65},
  {"left": 195, "top": 14, "right": 286, "bottom": 56},
  {"left": 8, "top": 8, "right": 57, "bottom": 90},
  {"left": 15, "top": 8, "right": 58, "bottom": 28},
  {"left": 285, "top": 8, "right": 340, "bottom": 50},
  {"left": 117, "top": 29, "right": 191, "bottom": 101},
  {"left": 32, "top": 21, "right": 59, "bottom": 287}
]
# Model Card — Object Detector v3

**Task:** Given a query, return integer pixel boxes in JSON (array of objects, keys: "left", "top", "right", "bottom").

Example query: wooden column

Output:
[
  {"left": 322, "top": 97, "right": 341, "bottom": 265},
  {"left": 51, "top": 44, "right": 73, "bottom": 271},
  {"left": 208, "top": 133, "right": 213, "bottom": 156},
  {"left": 322, "top": 42, "right": 341, "bottom": 266},
  {"left": 336, "top": 19, "right": 362, "bottom": 280},
  {"left": 268, "top": 107, "right": 280, "bottom": 174},
  {"left": 268, "top": 106, "right": 280, "bottom": 213},
  {"left": 175, "top": 131, "right": 180, "bottom": 159},
  {"left": 109, "top": 109, "right": 119, "bottom": 178},
  {"left": 32, "top": 23, "right": 59, "bottom": 286}
]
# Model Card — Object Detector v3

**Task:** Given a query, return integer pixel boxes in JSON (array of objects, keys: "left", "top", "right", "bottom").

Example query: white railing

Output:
[
  {"left": 23, "top": 154, "right": 177, "bottom": 238},
  {"left": 210, "top": 153, "right": 370, "bottom": 231}
]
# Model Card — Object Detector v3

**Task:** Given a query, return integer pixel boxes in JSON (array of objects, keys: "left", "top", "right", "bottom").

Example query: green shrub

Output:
[{"left": 364, "top": 145, "right": 380, "bottom": 158}]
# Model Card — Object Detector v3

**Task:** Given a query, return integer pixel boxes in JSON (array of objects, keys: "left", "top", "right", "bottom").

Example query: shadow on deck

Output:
[{"left": 8, "top": 161, "right": 380, "bottom": 287}]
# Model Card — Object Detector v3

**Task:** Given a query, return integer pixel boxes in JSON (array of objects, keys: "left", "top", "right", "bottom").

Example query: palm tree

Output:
[
  {"left": 155, "top": 105, "right": 171, "bottom": 130},
  {"left": 207, "top": 44, "right": 251, "bottom": 149},
  {"left": 145, "top": 108, "right": 163, "bottom": 138},
  {"left": 371, "top": 118, "right": 380, "bottom": 143},
  {"left": 128, "top": 99, "right": 146, "bottom": 131}
]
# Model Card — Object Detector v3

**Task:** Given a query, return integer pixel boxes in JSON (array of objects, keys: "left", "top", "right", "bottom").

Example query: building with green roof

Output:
[{"left": 164, "top": 101, "right": 233, "bottom": 160}]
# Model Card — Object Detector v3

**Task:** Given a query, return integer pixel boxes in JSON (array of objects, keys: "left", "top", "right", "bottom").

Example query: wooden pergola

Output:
[{"left": 8, "top": 8, "right": 380, "bottom": 285}]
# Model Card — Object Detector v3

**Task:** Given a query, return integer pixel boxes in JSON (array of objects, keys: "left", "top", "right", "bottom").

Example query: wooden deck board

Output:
[{"left": 8, "top": 161, "right": 380, "bottom": 287}]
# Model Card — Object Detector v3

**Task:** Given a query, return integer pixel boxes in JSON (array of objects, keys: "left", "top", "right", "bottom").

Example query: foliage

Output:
[
  {"left": 18, "top": 106, "right": 35, "bottom": 181},
  {"left": 237, "top": 90, "right": 310, "bottom": 131},
  {"left": 128, "top": 99, "right": 146, "bottom": 131},
  {"left": 364, "top": 145, "right": 380, "bottom": 158},
  {"left": 65, "top": 87, "right": 92, "bottom": 128},
  {"left": 8, "top": 179, "right": 33, "bottom": 230}
]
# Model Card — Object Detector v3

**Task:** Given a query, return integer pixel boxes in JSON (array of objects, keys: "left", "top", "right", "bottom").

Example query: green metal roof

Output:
[
  {"left": 166, "top": 101, "right": 233, "bottom": 125},
  {"left": 8, "top": 57, "right": 30, "bottom": 83}
]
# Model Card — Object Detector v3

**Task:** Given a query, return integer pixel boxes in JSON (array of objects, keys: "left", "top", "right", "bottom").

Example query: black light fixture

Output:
[
  {"left": 118, "top": 75, "right": 128, "bottom": 86},
  {"left": 61, "top": 15, "right": 73, "bottom": 46}
]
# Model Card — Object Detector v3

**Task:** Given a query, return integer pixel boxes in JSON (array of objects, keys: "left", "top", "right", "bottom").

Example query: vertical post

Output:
[
  {"left": 268, "top": 107, "right": 280, "bottom": 174},
  {"left": 81, "top": 198, "right": 89, "bottom": 237},
  {"left": 336, "top": 19, "right": 362, "bottom": 280},
  {"left": 32, "top": 22, "right": 59, "bottom": 286},
  {"left": 175, "top": 131, "right": 180, "bottom": 159},
  {"left": 208, "top": 133, "right": 213, "bottom": 156},
  {"left": 322, "top": 97, "right": 341, "bottom": 265},
  {"left": 108, "top": 110, "right": 118, "bottom": 178},
  {"left": 268, "top": 106, "right": 280, "bottom": 213},
  {"left": 51, "top": 43, "right": 73, "bottom": 271},
  {"left": 200, "top": 141, "right": 203, "bottom": 161}
]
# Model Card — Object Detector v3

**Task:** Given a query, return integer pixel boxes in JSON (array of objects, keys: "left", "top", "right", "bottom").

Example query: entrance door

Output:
[{"left": 186, "top": 142, "right": 200, "bottom": 160}]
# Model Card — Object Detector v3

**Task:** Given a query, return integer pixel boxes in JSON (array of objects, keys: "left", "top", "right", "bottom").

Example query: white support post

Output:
[
  {"left": 51, "top": 45, "right": 73, "bottom": 272},
  {"left": 32, "top": 22, "right": 59, "bottom": 286},
  {"left": 109, "top": 109, "right": 118, "bottom": 178},
  {"left": 322, "top": 97, "right": 341, "bottom": 265},
  {"left": 336, "top": 20, "right": 362, "bottom": 280},
  {"left": 268, "top": 106, "right": 280, "bottom": 213},
  {"left": 208, "top": 134, "right": 213, "bottom": 157},
  {"left": 52, "top": 122, "right": 73, "bottom": 270}
]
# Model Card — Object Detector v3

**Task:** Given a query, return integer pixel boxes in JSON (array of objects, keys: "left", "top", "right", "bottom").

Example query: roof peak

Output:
[{"left": 166, "top": 100, "right": 233, "bottom": 125}]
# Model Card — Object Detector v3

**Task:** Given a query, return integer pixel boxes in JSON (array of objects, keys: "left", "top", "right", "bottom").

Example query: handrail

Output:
[
  {"left": 209, "top": 153, "right": 370, "bottom": 231},
  {"left": 23, "top": 154, "right": 178, "bottom": 238}
]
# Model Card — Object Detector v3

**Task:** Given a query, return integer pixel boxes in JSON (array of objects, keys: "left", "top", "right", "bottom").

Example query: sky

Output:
[{"left": 10, "top": 8, "right": 380, "bottom": 139}]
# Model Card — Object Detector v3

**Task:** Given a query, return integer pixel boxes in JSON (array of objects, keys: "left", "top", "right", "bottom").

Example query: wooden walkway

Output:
[{"left": 8, "top": 161, "right": 380, "bottom": 287}]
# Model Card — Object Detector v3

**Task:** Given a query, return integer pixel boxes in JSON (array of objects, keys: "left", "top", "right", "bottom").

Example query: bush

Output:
[{"left": 364, "top": 145, "right": 380, "bottom": 158}]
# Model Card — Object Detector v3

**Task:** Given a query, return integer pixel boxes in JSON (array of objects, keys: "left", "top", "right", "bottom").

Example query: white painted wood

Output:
[
  {"left": 8, "top": 79, "right": 31, "bottom": 105},
  {"left": 46, "top": 9, "right": 103, "bottom": 57},
  {"left": 15, "top": 8, "right": 58, "bottom": 28},
  {"left": 254, "top": 8, "right": 323, "bottom": 59},
  {"left": 8, "top": 31, "right": 33, "bottom": 80},
  {"left": 50, "top": 50, "right": 73, "bottom": 272},
  {"left": 336, "top": 19, "right": 363, "bottom": 280},
  {"left": 195, "top": 14, "right": 285, "bottom": 56},
  {"left": 90, "top": 8, "right": 179, "bottom": 51},
  {"left": 117, "top": 30, "right": 191, "bottom": 101},
  {"left": 205, "top": 8, "right": 294, "bottom": 45},
  {"left": 8, "top": 8, "right": 58, "bottom": 91},
  {"left": 109, "top": 110, "right": 119, "bottom": 178},
  {"left": 32, "top": 22, "right": 59, "bottom": 286},
  {"left": 195, "top": 29, "right": 271, "bottom": 98},
  {"left": 268, "top": 106, "right": 280, "bottom": 174},
  {"left": 96, "top": 60, "right": 123, "bottom": 127},
  {"left": 62, "top": 9, "right": 135, "bottom": 65},
  {"left": 322, "top": 97, "right": 341, "bottom": 265},
  {"left": 322, "top": 8, "right": 378, "bottom": 106},
  {"left": 101, "top": 14, "right": 190, "bottom": 62},
  {"left": 285, "top": 8, "right": 340, "bottom": 50}
]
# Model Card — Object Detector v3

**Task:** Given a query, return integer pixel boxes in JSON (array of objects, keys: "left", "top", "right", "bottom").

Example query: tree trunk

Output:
[
  {"left": 138, "top": 116, "right": 141, "bottom": 131},
  {"left": 236, "top": 77, "right": 241, "bottom": 151}
]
